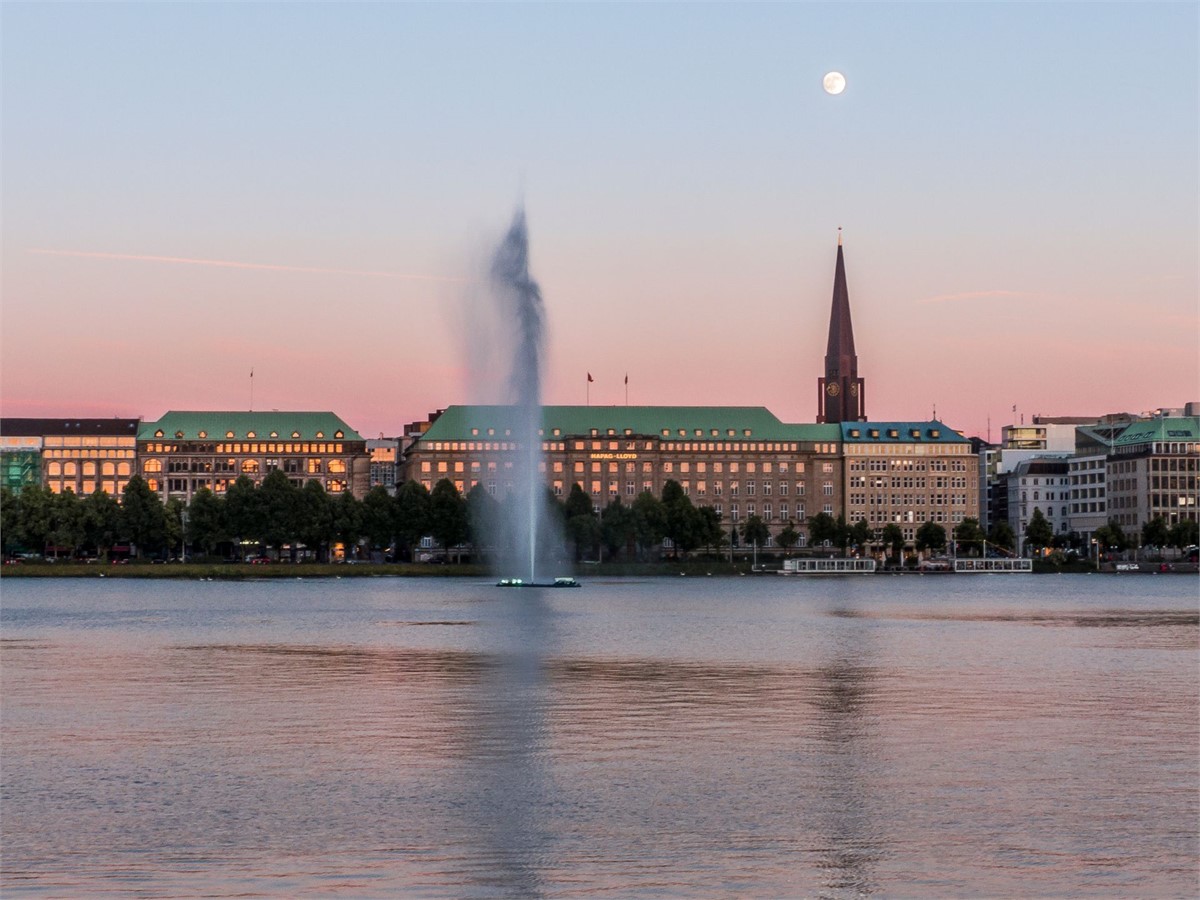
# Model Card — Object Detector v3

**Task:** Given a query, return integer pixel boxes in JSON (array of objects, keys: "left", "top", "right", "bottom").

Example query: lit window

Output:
[
  {"left": 247, "top": 431, "right": 256, "bottom": 438},
  {"left": 155, "top": 430, "right": 164, "bottom": 438}
]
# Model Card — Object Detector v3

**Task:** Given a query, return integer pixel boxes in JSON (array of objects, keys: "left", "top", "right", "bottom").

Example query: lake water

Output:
[{"left": 2, "top": 574, "right": 1197, "bottom": 897}]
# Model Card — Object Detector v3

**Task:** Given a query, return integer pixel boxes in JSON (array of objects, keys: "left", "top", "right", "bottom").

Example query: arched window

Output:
[
  {"left": 101, "top": 462, "right": 115, "bottom": 476},
  {"left": 328, "top": 479, "right": 346, "bottom": 493},
  {"left": 47, "top": 461, "right": 61, "bottom": 476},
  {"left": 64, "top": 462, "right": 78, "bottom": 476},
  {"left": 83, "top": 461, "right": 97, "bottom": 476},
  {"left": 328, "top": 459, "right": 346, "bottom": 474},
  {"left": 117, "top": 462, "right": 131, "bottom": 477},
  {"left": 144, "top": 459, "right": 162, "bottom": 473},
  {"left": 242, "top": 460, "right": 260, "bottom": 474}
]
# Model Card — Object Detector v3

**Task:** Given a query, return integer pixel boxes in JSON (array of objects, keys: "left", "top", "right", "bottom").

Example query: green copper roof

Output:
[
  {"left": 841, "top": 420, "right": 968, "bottom": 444},
  {"left": 418, "top": 405, "right": 842, "bottom": 443},
  {"left": 140, "top": 411, "right": 363, "bottom": 442},
  {"left": 1113, "top": 417, "right": 1200, "bottom": 448}
]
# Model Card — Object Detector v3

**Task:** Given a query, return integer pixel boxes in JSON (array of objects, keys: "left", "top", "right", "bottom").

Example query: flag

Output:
[
  {"left": 587, "top": 372, "right": 593, "bottom": 383},
  {"left": 624, "top": 373, "right": 628, "bottom": 385}
]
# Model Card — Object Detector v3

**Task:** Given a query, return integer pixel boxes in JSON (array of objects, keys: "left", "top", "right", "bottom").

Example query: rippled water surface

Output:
[{"left": 2, "top": 574, "right": 1197, "bottom": 897}]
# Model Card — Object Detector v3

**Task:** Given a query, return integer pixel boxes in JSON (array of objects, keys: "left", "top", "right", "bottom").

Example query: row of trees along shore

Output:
[{"left": 3, "top": 473, "right": 1196, "bottom": 563}]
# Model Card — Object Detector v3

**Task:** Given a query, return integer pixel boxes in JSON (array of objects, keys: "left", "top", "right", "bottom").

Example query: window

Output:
[{"left": 242, "top": 460, "right": 260, "bottom": 474}]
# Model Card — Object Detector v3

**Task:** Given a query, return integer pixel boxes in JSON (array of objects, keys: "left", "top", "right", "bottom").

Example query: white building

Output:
[{"left": 1008, "top": 458, "right": 1071, "bottom": 554}]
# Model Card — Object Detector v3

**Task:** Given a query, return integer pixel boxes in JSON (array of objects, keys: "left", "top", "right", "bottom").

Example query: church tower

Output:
[{"left": 817, "top": 231, "right": 866, "bottom": 423}]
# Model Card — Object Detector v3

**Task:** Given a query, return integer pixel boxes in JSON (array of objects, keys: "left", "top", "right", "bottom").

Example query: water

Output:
[
  {"left": 2, "top": 574, "right": 1197, "bottom": 897},
  {"left": 487, "top": 207, "right": 556, "bottom": 583}
]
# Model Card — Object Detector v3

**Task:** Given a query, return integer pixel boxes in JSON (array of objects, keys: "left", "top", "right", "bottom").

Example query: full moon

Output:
[{"left": 823, "top": 71, "right": 846, "bottom": 95}]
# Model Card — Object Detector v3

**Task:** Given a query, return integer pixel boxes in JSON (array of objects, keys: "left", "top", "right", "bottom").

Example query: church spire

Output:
[{"left": 817, "top": 231, "right": 865, "bottom": 423}]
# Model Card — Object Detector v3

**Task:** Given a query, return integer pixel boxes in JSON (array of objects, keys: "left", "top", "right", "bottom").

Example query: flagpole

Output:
[
  {"left": 625, "top": 374, "right": 628, "bottom": 406},
  {"left": 250, "top": 368, "right": 254, "bottom": 412}
]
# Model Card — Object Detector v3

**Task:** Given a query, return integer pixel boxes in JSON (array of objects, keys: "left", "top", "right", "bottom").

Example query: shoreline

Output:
[{"left": 2, "top": 560, "right": 1196, "bottom": 580}]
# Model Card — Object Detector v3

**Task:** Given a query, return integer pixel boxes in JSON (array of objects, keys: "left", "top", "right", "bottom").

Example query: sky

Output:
[{"left": 3, "top": 2, "right": 1197, "bottom": 441}]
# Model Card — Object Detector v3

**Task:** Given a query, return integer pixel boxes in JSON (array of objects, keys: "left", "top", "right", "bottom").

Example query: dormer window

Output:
[
  {"left": 247, "top": 431, "right": 256, "bottom": 438},
  {"left": 869, "top": 429, "right": 880, "bottom": 439},
  {"left": 198, "top": 431, "right": 207, "bottom": 439},
  {"left": 154, "top": 429, "right": 164, "bottom": 438},
  {"left": 888, "top": 429, "right": 899, "bottom": 439},
  {"left": 292, "top": 431, "right": 300, "bottom": 439},
  {"left": 334, "top": 430, "right": 344, "bottom": 439},
  {"left": 849, "top": 429, "right": 860, "bottom": 438},
  {"left": 270, "top": 431, "right": 279, "bottom": 438},
  {"left": 226, "top": 431, "right": 234, "bottom": 438},
  {"left": 929, "top": 429, "right": 941, "bottom": 439},
  {"left": 316, "top": 431, "right": 324, "bottom": 438}
]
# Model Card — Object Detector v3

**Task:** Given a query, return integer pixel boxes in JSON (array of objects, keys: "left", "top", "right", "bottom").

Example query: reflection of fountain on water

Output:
[{"left": 488, "top": 206, "right": 560, "bottom": 583}]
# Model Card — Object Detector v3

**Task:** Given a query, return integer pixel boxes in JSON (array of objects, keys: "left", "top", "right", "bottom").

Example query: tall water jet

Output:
[{"left": 489, "top": 206, "right": 553, "bottom": 582}]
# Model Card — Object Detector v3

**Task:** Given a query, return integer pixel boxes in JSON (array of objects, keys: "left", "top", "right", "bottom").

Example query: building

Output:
[
  {"left": 1007, "top": 458, "right": 1071, "bottom": 554},
  {"left": 817, "top": 233, "right": 866, "bottom": 424},
  {"left": 367, "top": 438, "right": 400, "bottom": 494},
  {"left": 1106, "top": 416, "right": 1199, "bottom": 532},
  {"left": 842, "top": 421, "right": 979, "bottom": 543},
  {"left": 138, "top": 411, "right": 370, "bottom": 502},
  {"left": 400, "top": 405, "right": 977, "bottom": 547},
  {"left": 1067, "top": 419, "right": 1132, "bottom": 542},
  {"left": 0, "top": 417, "right": 140, "bottom": 497}
]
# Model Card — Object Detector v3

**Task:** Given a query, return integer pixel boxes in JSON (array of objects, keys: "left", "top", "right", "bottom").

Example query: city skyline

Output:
[{"left": 3, "top": 3, "right": 1196, "bottom": 440}]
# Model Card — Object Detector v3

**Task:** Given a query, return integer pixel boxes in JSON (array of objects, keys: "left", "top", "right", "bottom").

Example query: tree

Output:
[
  {"left": 361, "top": 485, "right": 397, "bottom": 556},
  {"left": 48, "top": 489, "right": 84, "bottom": 558},
  {"left": 662, "top": 480, "right": 703, "bottom": 557},
  {"left": 428, "top": 479, "right": 468, "bottom": 562},
  {"left": 1168, "top": 518, "right": 1198, "bottom": 550},
  {"left": 1024, "top": 508, "right": 1054, "bottom": 555},
  {"left": 600, "top": 496, "right": 637, "bottom": 560},
  {"left": 695, "top": 505, "right": 724, "bottom": 554},
  {"left": 164, "top": 498, "right": 186, "bottom": 559},
  {"left": 394, "top": 480, "right": 431, "bottom": 561},
  {"left": 121, "top": 476, "right": 166, "bottom": 558},
  {"left": 742, "top": 514, "right": 770, "bottom": 558},
  {"left": 563, "top": 483, "right": 598, "bottom": 561},
  {"left": 1094, "top": 519, "right": 1128, "bottom": 554},
  {"left": 0, "top": 487, "right": 19, "bottom": 557},
  {"left": 776, "top": 520, "right": 800, "bottom": 555},
  {"left": 16, "top": 485, "right": 54, "bottom": 557},
  {"left": 224, "top": 476, "right": 261, "bottom": 558},
  {"left": 954, "top": 517, "right": 985, "bottom": 555},
  {"left": 258, "top": 470, "right": 298, "bottom": 554},
  {"left": 1141, "top": 515, "right": 1170, "bottom": 551},
  {"left": 631, "top": 491, "right": 667, "bottom": 560},
  {"left": 807, "top": 511, "right": 838, "bottom": 549},
  {"left": 465, "top": 483, "right": 500, "bottom": 560},
  {"left": 915, "top": 520, "right": 947, "bottom": 554},
  {"left": 186, "top": 488, "right": 227, "bottom": 558},
  {"left": 987, "top": 519, "right": 1016, "bottom": 552},
  {"left": 881, "top": 523, "right": 905, "bottom": 561},
  {"left": 332, "top": 490, "right": 364, "bottom": 559},
  {"left": 849, "top": 517, "right": 872, "bottom": 554},
  {"left": 295, "top": 480, "right": 334, "bottom": 561}
]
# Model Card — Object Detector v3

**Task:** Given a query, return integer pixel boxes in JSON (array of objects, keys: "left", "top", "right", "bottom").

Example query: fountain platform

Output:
[{"left": 497, "top": 577, "right": 582, "bottom": 588}]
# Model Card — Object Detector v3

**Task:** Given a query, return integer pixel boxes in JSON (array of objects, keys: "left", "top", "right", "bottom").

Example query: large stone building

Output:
[
  {"left": 1106, "top": 416, "right": 1199, "bottom": 532},
  {"left": 0, "top": 418, "right": 140, "bottom": 497},
  {"left": 138, "top": 411, "right": 370, "bottom": 502},
  {"left": 401, "top": 405, "right": 975, "bottom": 546}
]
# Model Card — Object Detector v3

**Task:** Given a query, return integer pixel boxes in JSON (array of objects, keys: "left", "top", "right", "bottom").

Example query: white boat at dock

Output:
[{"left": 778, "top": 557, "right": 877, "bottom": 575}]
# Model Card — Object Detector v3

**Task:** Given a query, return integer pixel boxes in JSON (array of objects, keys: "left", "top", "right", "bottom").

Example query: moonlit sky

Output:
[{"left": 3, "top": 2, "right": 1196, "bottom": 440}]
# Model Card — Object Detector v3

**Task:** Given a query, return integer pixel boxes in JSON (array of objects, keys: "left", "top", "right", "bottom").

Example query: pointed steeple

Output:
[{"left": 817, "top": 230, "right": 865, "bottom": 423}]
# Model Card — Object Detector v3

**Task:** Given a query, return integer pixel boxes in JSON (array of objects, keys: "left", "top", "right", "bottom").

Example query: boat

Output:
[
  {"left": 496, "top": 576, "right": 582, "bottom": 588},
  {"left": 778, "top": 558, "right": 876, "bottom": 575},
  {"left": 953, "top": 558, "right": 1033, "bottom": 573}
]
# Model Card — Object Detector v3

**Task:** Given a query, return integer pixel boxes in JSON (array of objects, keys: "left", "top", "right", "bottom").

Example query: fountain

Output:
[{"left": 487, "top": 207, "right": 576, "bottom": 588}]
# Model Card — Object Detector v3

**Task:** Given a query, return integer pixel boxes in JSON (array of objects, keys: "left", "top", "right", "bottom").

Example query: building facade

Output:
[
  {"left": 1106, "top": 416, "right": 1199, "bottom": 532},
  {"left": 138, "top": 411, "right": 370, "bottom": 502},
  {"left": 1007, "top": 458, "right": 1071, "bottom": 554},
  {"left": 401, "top": 405, "right": 977, "bottom": 547},
  {"left": 841, "top": 421, "right": 979, "bottom": 544},
  {"left": 0, "top": 418, "right": 140, "bottom": 497}
]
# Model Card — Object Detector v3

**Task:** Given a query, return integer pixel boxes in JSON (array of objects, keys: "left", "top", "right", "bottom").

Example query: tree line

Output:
[{"left": 4, "top": 474, "right": 1194, "bottom": 563}]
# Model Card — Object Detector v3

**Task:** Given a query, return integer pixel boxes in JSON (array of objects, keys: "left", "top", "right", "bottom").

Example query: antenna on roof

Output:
[
  {"left": 249, "top": 367, "right": 254, "bottom": 412},
  {"left": 837, "top": 225, "right": 842, "bottom": 247}
]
